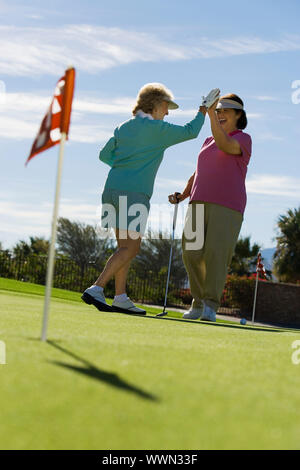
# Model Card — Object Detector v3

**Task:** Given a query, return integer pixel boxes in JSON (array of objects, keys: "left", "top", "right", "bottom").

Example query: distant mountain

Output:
[{"left": 261, "top": 248, "right": 276, "bottom": 271}]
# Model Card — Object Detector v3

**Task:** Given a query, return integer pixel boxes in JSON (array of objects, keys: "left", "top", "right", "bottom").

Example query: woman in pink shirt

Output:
[{"left": 169, "top": 94, "right": 252, "bottom": 321}]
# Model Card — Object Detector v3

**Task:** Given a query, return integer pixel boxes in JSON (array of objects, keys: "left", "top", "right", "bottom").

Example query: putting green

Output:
[{"left": 1, "top": 278, "right": 300, "bottom": 450}]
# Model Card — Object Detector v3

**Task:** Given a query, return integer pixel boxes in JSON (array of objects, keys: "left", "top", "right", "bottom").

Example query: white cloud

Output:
[
  {"left": 60, "top": 199, "right": 100, "bottom": 219},
  {"left": 2, "top": 92, "right": 266, "bottom": 119},
  {"left": 246, "top": 174, "right": 300, "bottom": 198},
  {"left": 74, "top": 96, "right": 135, "bottom": 115},
  {"left": 1, "top": 174, "right": 299, "bottom": 249},
  {"left": 0, "top": 200, "right": 50, "bottom": 220},
  {"left": 25, "top": 14, "right": 44, "bottom": 20},
  {"left": 0, "top": 194, "right": 184, "bottom": 245},
  {"left": 69, "top": 125, "right": 112, "bottom": 143},
  {"left": 175, "top": 160, "right": 197, "bottom": 169},
  {"left": 197, "top": 35, "right": 300, "bottom": 57},
  {"left": 2, "top": 91, "right": 133, "bottom": 116},
  {"left": 0, "top": 92, "right": 115, "bottom": 143},
  {"left": 0, "top": 197, "right": 100, "bottom": 221},
  {"left": 0, "top": 114, "right": 113, "bottom": 143},
  {"left": 247, "top": 113, "right": 264, "bottom": 119},
  {"left": 276, "top": 115, "right": 293, "bottom": 121},
  {"left": 255, "top": 132, "right": 284, "bottom": 141},
  {"left": 156, "top": 177, "right": 187, "bottom": 190},
  {"left": 0, "top": 25, "right": 300, "bottom": 77},
  {"left": 156, "top": 174, "right": 300, "bottom": 199},
  {"left": 0, "top": 91, "right": 265, "bottom": 143},
  {"left": 0, "top": 197, "right": 101, "bottom": 245},
  {"left": 0, "top": 25, "right": 187, "bottom": 77},
  {"left": 254, "top": 95, "right": 280, "bottom": 102},
  {"left": 0, "top": 115, "right": 38, "bottom": 140},
  {"left": 2, "top": 92, "right": 51, "bottom": 113}
]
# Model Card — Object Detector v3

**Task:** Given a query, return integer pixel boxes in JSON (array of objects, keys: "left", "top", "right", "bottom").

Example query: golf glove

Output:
[{"left": 202, "top": 88, "right": 220, "bottom": 108}]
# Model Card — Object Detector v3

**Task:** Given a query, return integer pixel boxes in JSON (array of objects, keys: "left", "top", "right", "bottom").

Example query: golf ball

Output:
[{"left": 240, "top": 318, "right": 247, "bottom": 325}]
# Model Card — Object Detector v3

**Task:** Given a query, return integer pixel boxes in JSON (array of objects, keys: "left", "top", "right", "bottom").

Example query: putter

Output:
[{"left": 156, "top": 193, "right": 180, "bottom": 317}]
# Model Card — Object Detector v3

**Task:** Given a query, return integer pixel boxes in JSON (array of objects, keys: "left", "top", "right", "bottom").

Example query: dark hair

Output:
[{"left": 220, "top": 93, "right": 247, "bottom": 130}]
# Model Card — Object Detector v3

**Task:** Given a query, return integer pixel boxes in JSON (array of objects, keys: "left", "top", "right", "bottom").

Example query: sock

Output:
[
  {"left": 114, "top": 293, "right": 128, "bottom": 302},
  {"left": 88, "top": 285, "right": 104, "bottom": 293}
]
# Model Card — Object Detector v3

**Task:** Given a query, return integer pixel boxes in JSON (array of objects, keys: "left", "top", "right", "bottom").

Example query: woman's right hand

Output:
[
  {"left": 168, "top": 192, "right": 187, "bottom": 204},
  {"left": 199, "top": 105, "right": 207, "bottom": 116}
]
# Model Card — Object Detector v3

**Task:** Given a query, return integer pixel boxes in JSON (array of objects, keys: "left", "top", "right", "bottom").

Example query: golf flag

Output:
[
  {"left": 29, "top": 67, "right": 76, "bottom": 342},
  {"left": 26, "top": 67, "right": 75, "bottom": 165},
  {"left": 252, "top": 252, "right": 267, "bottom": 324},
  {"left": 256, "top": 252, "right": 267, "bottom": 279}
]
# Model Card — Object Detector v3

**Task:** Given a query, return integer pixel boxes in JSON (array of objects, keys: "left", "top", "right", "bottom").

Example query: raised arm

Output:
[
  {"left": 207, "top": 101, "right": 242, "bottom": 155},
  {"left": 158, "top": 107, "right": 206, "bottom": 148}
]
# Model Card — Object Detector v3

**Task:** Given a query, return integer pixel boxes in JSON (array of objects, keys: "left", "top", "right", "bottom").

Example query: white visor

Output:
[
  {"left": 216, "top": 98, "right": 244, "bottom": 111},
  {"left": 163, "top": 96, "right": 179, "bottom": 110}
]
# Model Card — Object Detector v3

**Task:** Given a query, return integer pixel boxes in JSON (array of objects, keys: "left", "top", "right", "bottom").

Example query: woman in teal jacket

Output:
[{"left": 82, "top": 83, "right": 220, "bottom": 315}]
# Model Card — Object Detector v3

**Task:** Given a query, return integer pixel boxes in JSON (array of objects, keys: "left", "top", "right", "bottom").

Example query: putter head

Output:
[{"left": 156, "top": 311, "right": 168, "bottom": 317}]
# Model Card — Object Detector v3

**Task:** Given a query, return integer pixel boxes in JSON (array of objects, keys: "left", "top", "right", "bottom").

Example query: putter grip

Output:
[{"left": 175, "top": 192, "right": 180, "bottom": 203}]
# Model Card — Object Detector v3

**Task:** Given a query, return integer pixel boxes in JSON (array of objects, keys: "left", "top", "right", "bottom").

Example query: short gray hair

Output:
[{"left": 132, "top": 82, "right": 174, "bottom": 115}]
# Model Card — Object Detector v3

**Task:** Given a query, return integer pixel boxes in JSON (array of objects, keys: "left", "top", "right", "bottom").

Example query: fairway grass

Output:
[{"left": 1, "top": 279, "right": 300, "bottom": 449}]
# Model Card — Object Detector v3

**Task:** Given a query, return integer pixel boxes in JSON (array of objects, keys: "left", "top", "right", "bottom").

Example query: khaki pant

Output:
[{"left": 182, "top": 201, "right": 243, "bottom": 312}]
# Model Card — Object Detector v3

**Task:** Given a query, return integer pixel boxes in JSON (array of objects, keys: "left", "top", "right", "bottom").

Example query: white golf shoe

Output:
[
  {"left": 182, "top": 307, "right": 203, "bottom": 320},
  {"left": 112, "top": 297, "right": 146, "bottom": 315},
  {"left": 201, "top": 304, "right": 216, "bottom": 322},
  {"left": 81, "top": 286, "right": 113, "bottom": 312}
]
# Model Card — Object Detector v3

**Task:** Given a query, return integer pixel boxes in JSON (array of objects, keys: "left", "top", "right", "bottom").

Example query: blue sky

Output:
[{"left": 1, "top": 0, "right": 300, "bottom": 249}]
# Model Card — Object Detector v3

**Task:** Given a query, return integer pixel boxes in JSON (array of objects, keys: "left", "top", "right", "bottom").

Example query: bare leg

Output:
[
  {"left": 114, "top": 259, "right": 131, "bottom": 295},
  {"left": 94, "top": 229, "right": 141, "bottom": 289}
]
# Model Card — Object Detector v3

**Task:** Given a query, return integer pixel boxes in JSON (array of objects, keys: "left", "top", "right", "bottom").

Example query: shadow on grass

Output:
[
  {"left": 46, "top": 340, "right": 158, "bottom": 402},
  {"left": 119, "top": 312, "right": 287, "bottom": 333}
]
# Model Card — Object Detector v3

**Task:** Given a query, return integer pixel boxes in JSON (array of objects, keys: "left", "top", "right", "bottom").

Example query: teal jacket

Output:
[{"left": 99, "top": 112, "right": 205, "bottom": 198}]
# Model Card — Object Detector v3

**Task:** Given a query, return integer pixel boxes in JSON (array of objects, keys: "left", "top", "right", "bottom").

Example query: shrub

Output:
[{"left": 223, "top": 275, "right": 256, "bottom": 315}]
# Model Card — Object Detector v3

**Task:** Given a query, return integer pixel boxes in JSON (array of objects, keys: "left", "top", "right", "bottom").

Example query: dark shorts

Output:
[{"left": 101, "top": 188, "right": 150, "bottom": 234}]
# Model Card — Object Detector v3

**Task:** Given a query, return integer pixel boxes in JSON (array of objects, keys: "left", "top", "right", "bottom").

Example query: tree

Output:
[
  {"left": 273, "top": 207, "right": 300, "bottom": 283},
  {"left": 0, "top": 241, "right": 10, "bottom": 256},
  {"left": 132, "top": 230, "right": 187, "bottom": 286},
  {"left": 229, "top": 236, "right": 261, "bottom": 277},
  {"left": 13, "top": 240, "right": 31, "bottom": 257},
  {"left": 30, "top": 237, "right": 50, "bottom": 255},
  {"left": 56, "top": 218, "right": 113, "bottom": 274},
  {"left": 13, "top": 237, "right": 50, "bottom": 257}
]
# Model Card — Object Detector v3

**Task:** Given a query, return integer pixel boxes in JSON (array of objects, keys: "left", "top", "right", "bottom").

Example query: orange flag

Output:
[
  {"left": 26, "top": 67, "right": 75, "bottom": 165},
  {"left": 256, "top": 252, "right": 267, "bottom": 279}
]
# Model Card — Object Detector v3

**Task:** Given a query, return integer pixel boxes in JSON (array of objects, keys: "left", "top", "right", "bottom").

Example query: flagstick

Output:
[
  {"left": 251, "top": 273, "right": 259, "bottom": 325},
  {"left": 41, "top": 132, "right": 67, "bottom": 341}
]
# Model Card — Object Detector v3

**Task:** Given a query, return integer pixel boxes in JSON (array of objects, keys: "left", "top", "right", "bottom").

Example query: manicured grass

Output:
[
  {"left": 0, "top": 277, "right": 82, "bottom": 302},
  {"left": 1, "top": 278, "right": 300, "bottom": 449},
  {"left": 0, "top": 277, "right": 184, "bottom": 318},
  {"left": 0, "top": 277, "right": 239, "bottom": 324}
]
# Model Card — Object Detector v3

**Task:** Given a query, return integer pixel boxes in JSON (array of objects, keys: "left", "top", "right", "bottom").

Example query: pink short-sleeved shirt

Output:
[{"left": 190, "top": 130, "right": 252, "bottom": 214}]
